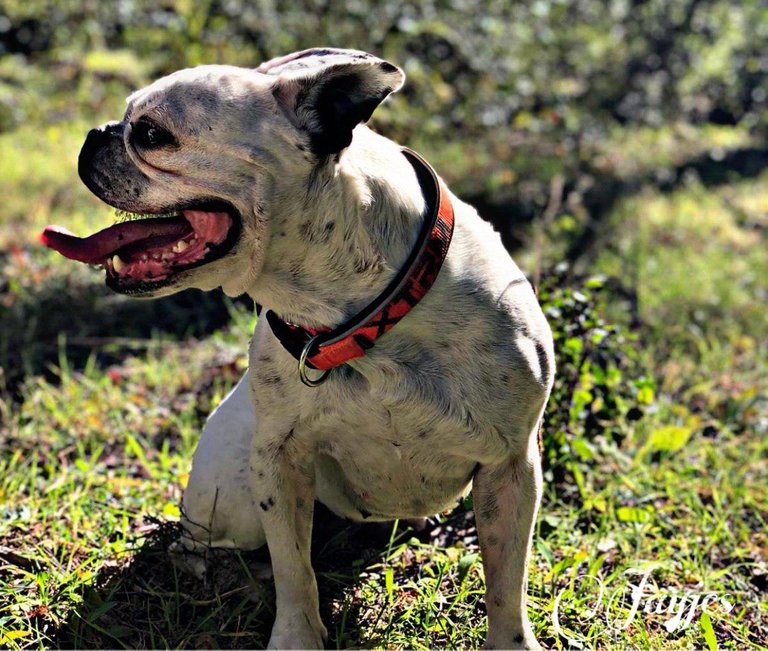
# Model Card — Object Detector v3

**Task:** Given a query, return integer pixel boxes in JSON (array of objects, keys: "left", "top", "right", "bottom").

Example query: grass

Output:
[
  {"left": 1, "top": 327, "right": 765, "bottom": 648},
  {"left": 1, "top": 66, "right": 767, "bottom": 650}
]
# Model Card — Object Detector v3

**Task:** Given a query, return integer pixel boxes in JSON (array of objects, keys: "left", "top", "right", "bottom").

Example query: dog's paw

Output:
[
  {"left": 268, "top": 612, "right": 327, "bottom": 649},
  {"left": 168, "top": 538, "right": 209, "bottom": 580}
]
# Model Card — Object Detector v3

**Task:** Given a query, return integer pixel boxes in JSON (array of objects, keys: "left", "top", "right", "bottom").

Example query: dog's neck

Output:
[{"left": 249, "top": 128, "right": 427, "bottom": 328}]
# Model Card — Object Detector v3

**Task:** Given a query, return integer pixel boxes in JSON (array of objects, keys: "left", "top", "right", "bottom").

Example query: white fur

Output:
[{"left": 96, "top": 49, "right": 554, "bottom": 649}]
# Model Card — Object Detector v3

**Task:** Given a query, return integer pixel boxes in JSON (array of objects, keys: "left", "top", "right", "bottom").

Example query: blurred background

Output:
[{"left": 0, "top": 1, "right": 766, "bottom": 649}]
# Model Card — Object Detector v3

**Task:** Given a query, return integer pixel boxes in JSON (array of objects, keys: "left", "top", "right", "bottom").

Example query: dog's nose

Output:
[{"left": 78, "top": 121, "right": 124, "bottom": 182}]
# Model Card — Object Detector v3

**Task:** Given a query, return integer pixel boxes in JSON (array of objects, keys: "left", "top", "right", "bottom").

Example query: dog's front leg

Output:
[
  {"left": 250, "top": 422, "right": 326, "bottom": 649},
  {"left": 474, "top": 434, "right": 543, "bottom": 650}
]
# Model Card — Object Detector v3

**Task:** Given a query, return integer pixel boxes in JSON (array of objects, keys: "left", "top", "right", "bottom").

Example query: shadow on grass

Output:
[
  {"left": 0, "top": 264, "right": 253, "bottom": 395},
  {"left": 52, "top": 504, "right": 476, "bottom": 649}
]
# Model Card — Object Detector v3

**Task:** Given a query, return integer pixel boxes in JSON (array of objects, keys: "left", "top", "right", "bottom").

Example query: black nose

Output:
[{"left": 78, "top": 122, "right": 123, "bottom": 182}]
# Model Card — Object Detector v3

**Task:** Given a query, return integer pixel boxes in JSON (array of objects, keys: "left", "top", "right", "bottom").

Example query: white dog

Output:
[{"left": 43, "top": 48, "right": 554, "bottom": 649}]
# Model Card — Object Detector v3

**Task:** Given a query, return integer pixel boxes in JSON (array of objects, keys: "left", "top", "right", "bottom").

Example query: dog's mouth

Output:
[{"left": 41, "top": 200, "right": 241, "bottom": 293}]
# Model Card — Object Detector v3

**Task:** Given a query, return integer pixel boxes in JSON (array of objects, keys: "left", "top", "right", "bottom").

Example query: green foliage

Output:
[
  {"left": 1, "top": 1, "right": 766, "bottom": 648},
  {"left": 538, "top": 270, "right": 652, "bottom": 472},
  {"left": 2, "top": 0, "right": 766, "bottom": 134}
]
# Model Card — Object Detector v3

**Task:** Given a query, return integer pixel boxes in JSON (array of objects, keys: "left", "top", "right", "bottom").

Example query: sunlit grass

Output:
[
  {"left": 596, "top": 173, "right": 768, "bottom": 351},
  {"left": 596, "top": 123, "right": 755, "bottom": 179},
  {"left": 1, "top": 65, "right": 766, "bottom": 649},
  {"left": 0, "top": 122, "right": 107, "bottom": 249}
]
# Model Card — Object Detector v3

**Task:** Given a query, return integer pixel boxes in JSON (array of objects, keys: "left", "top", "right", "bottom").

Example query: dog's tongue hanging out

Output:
[{"left": 41, "top": 211, "right": 231, "bottom": 281}]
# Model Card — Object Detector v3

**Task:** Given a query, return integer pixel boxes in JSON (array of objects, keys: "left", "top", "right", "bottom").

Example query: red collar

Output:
[{"left": 265, "top": 148, "right": 455, "bottom": 385}]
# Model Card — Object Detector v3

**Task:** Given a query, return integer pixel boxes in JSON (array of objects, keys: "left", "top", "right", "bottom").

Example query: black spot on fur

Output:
[
  {"left": 359, "top": 507, "right": 371, "bottom": 519},
  {"left": 535, "top": 341, "right": 550, "bottom": 385},
  {"left": 514, "top": 633, "right": 525, "bottom": 644},
  {"left": 334, "top": 364, "right": 354, "bottom": 381},
  {"left": 299, "top": 220, "right": 313, "bottom": 241},
  {"left": 478, "top": 493, "right": 499, "bottom": 523},
  {"left": 258, "top": 496, "right": 275, "bottom": 511},
  {"left": 379, "top": 61, "right": 398, "bottom": 74}
]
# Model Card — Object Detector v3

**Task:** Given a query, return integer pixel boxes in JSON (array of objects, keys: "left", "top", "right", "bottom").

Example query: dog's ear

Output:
[{"left": 258, "top": 48, "right": 405, "bottom": 156}]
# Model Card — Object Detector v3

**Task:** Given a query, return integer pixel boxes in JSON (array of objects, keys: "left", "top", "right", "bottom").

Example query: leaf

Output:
[
  {"left": 648, "top": 426, "right": 693, "bottom": 453},
  {"left": 637, "top": 385, "right": 654, "bottom": 405},
  {"left": 457, "top": 553, "right": 479, "bottom": 583},
  {"left": 385, "top": 567, "right": 394, "bottom": 598},
  {"left": 700, "top": 611, "right": 718, "bottom": 651},
  {"left": 571, "top": 437, "right": 593, "bottom": 461},
  {"left": 564, "top": 336, "right": 583, "bottom": 355},
  {"left": 3, "top": 631, "right": 32, "bottom": 641},
  {"left": 616, "top": 506, "right": 653, "bottom": 523},
  {"left": 162, "top": 502, "right": 180, "bottom": 518}
]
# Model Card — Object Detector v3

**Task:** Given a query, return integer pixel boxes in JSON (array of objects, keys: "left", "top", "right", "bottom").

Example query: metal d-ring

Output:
[{"left": 298, "top": 334, "right": 331, "bottom": 387}]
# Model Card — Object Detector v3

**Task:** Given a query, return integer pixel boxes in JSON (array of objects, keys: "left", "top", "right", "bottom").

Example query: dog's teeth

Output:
[
  {"left": 112, "top": 255, "right": 126, "bottom": 272},
  {"left": 162, "top": 252, "right": 173, "bottom": 260},
  {"left": 140, "top": 254, "right": 148, "bottom": 261},
  {"left": 173, "top": 240, "right": 189, "bottom": 253}
]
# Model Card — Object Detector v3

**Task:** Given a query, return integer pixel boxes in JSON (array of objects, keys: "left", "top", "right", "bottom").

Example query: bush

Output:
[{"left": 538, "top": 268, "right": 654, "bottom": 474}]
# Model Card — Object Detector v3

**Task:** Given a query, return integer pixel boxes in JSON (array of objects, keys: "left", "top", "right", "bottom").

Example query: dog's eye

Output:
[{"left": 131, "top": 119, "right": 176, "bottom": 149}]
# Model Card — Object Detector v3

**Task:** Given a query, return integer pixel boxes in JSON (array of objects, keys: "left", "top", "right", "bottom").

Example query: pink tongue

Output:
[
  {"left": 41, "top": 216, "right": 192, "bottom": 264},
  {"left": 41, "top": 211, "right": 232, "bottom": 267}
]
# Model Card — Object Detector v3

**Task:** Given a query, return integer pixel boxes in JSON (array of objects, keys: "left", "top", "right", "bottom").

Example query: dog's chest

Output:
[{"left": 299, "top": 388, "right": 491, "bottom": 519}]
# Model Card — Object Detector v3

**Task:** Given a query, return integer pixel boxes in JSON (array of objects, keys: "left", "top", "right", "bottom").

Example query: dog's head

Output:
[{"left": 42, "top": 48, "right": 404, "bottom": 298}]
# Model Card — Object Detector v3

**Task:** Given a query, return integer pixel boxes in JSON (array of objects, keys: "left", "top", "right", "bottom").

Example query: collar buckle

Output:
[{"left": 298, "top": 334, "right": 331, "bottom": 387}]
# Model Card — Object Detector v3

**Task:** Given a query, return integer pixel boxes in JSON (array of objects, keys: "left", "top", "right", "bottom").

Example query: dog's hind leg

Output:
[
  {"left": 178, "top": 370, "right": 266, "bottom": 559},
  {"left": 474, "top": 427, "right": 543, "bottom": 650}
]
